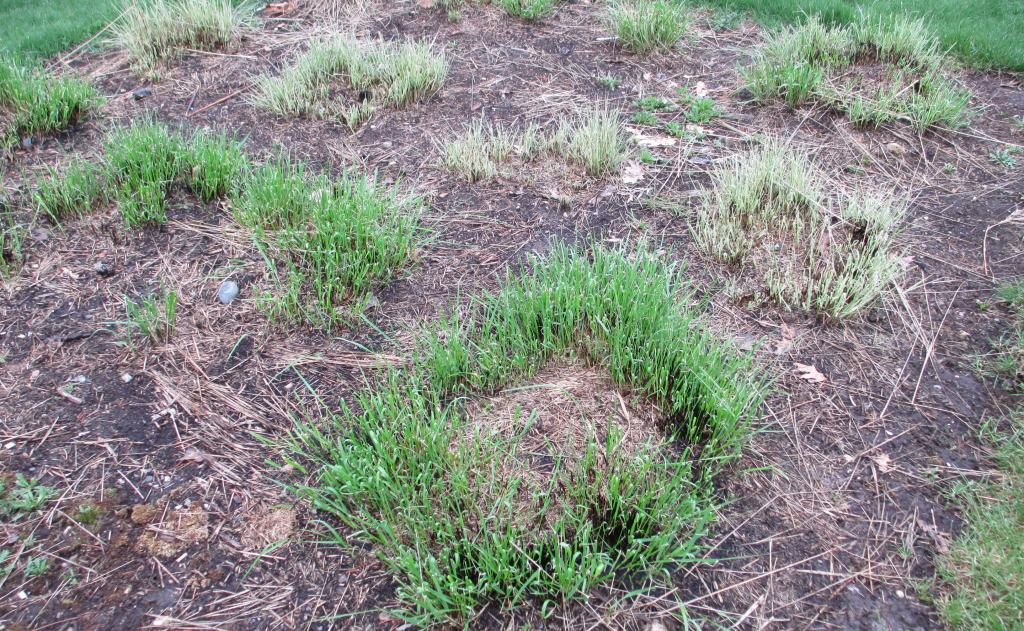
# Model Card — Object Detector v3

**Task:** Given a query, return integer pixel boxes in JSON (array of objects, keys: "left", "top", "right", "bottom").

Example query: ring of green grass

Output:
[{"left": 285, "top": 241, "right": 766, "bottom": 625}]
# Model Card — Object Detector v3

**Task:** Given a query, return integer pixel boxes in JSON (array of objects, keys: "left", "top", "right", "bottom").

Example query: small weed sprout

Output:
[
  {"left": 499, "top": 0, "right": 555, "bottom": 21},
  {"left": 126, "top": 287, "right": 178, "bottom": 344},
  {"left": 693, "top": 138, "right": 907, "bottom": 319},
  {"left": 681, "top": 94, "right": 720, "bottom": 123},
  {"left": 0, "top": 474, "right": 54, "bottom": 518},
  {"left": 989, "top": 148, "right": 1019, "bottom": 169},
  {"left": 599, "top": 75, "right": 622, "bottom": 90},
  {"left": 74, "top": 503, "right": 102, "bottom": 525},
  {"left": 635, "top": 95, "right": 674, "bottom": 112},
  {"left": 34, "top": 157, "right": 106, "bottom": 221},
  {"left": 608, "top": 0, "right": 690, "bottom": 54},
  {"left": 112, "top": 0, "right": 256, "bottom": 73},
  {"left": 632, "top": 110, "right": 658, "bottom": 125},
  {"left": 25, "top": 556, "right": 49, "bottom": 577}
]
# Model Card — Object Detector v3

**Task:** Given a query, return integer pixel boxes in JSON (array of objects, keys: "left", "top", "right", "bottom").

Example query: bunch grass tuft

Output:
[
  {"left": 693, "top": 138, "right": 907, "bottom": 319},
  {"left": 233, "top": 154, "right": 423, "bottom": 328},
  {"left": 111, "top": 0, "right": 255, "bottom": 74},
  {"left": 740, "top": 11, "right": 972, "bottom": 130},
  {"left": 252, "top": 34, "right": 448, "bottom": 120},
  {"left": 0, "top": 55, "right": 102, "bottom": 146},
  {"left": 608, "top": 0, "right": 690, "bottom": 54},
  {"left": 286, "top": 240, "right": 766, "bottom": 626}
]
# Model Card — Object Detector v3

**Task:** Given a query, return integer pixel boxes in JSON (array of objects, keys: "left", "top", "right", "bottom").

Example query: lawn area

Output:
[
  {"left": 0, "top": 0, "right": 120, "bottom": 59},
  {"left": 698, "top": 0, "right": 1024, "bottom": 71}
]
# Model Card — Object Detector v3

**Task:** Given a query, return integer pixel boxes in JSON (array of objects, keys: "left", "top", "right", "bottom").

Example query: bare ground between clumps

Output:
[{"left": 1, "top": 1, "right": 1023, "bottom": 629}]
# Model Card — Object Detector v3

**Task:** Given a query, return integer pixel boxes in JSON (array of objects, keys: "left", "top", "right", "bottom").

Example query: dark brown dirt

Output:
[{"left": 1, "top": 2, "right": 1023, "bottom": 630}]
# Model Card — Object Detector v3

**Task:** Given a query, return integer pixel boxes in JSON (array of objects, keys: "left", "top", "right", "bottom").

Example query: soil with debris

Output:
[{"left": 2, "top": 2, "right": 1023, "bottom": 630}]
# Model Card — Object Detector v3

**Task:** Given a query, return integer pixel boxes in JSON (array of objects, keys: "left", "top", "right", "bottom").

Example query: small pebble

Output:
[
  {"left": 144, "top": 476, "right": 154, "bottom": 483},
  {"left": 184, "top": 498, "right": 191, "bottom": 507},
  {"left": 72, "top": 375, "right": 90, "bottom": 383},
  {"left": 896, "top": 590, "right": 905, "bottom": 598},
  {"left": 133, "top": 87, "right": 152, "bottom": 100},
  {"left": 21, "top": 138, "right": 32, "bottom": 148},
  {"left": 121, "top": 373, "right": 133, "bottom": 383},
  {"left": 218, "top": 280, "right": 239, "bottom": 304}
]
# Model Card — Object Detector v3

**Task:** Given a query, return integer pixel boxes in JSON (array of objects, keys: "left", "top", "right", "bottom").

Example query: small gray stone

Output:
[
  {"left": 144, "top": 475, "right": 154, "bottom": 483},
  {"left": 218, "top": 280, "right": 239, "bottom": 304},
  {"left": 133, "top": 87, "right": 152, "bottom": 100},
  {"left": 21, "top": 138, "right": 32, "bottom": 148}
]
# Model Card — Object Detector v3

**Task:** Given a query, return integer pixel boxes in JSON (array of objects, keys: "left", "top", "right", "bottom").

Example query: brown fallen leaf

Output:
[
  {"left": 621, "top": 160, "right": 643, "bottom": 184},
  {"left": 180, "top": 446, "right": 215, "bottom": 465},
  {"left": 870, "top": 452, "right": 893, "bottom": 473},
  {"left": 262, "top": 0, "right": 297, "bottom": 15},
  {"left": 774, "top": 323, "right": 796, "bottom": 354},
  {"left": 793, "top": 363, "right": 827, "bottom": 383},
  {"left": 692, "top": 81, "right": 708, "bottom": 97}
]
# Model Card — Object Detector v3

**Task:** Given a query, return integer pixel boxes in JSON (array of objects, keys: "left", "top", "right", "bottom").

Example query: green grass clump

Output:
[
  {"left": 286, "top": 241, "right": 765, "bottom": 626},
  {"left": 693, "top": 138, "right": 906, "bottom": 319},
  {"left": 104, "top": 119, "right": 184, "bottom": 227},
  {"left": 499, "top": 0, "right": 555, "bottom": 21},
  {"left": 740, "top": 12, "right": 972, "bottom": 131},
  {"left": 937, "top": 414, "right": 1024, "bottom": 630},
  {"left": 690, "top": 0, "right": 1024, "bottom": 72},
  {"left": 608, "top": 0, "right": 691, "bottom": 53},
  {"left": 233, "top": 156, "right": 422, "bottom": 328},
  {"left": 111, "top": 0, "right": 255, "bottom": 73},
  {"left": 0, "top": 55, "right": 102, "bottom": 146},
  {"left": 182, "top": 129, "right": 248, "bottom": 201},
  {"left": 34, "top": 156, "right": 107, "bottom": 221},
  {"left": 441, "top": 107, "right": 625, "bottom": 181},
  {"left": 102, "top": 120, "right": 246, "bottom": 226},
  {"left": 253, "top": 34, "right": 448, "bottom": 121},
  {"left": 560, "top": 106, "right": 627, "bottom": 176}
]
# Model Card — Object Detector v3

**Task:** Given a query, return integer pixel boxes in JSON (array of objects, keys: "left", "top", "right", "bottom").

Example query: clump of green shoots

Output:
[
  {"left": 693, "top": 137, "right": 907, "bottom": 319},
  {"left": 102, "top": 120, "right": 248, "bottom": 226},
  {"left": 33, "top": 157, "right": 106, "bottom": 221},
  {"left": 126, "top": 285, "right": 178, "bottom": 344},
  {"left": 111, "top": 0, "right": 256, "bottom": 74},
  {"left": 740, "top": 11, "right": 972, "bottom": 131},
  {"left": 441, "top": 106, "right": 626, "bottom": 181},
  {"left": 252, "top": 34, "right": 448, "bottom": 122},
  {"left": 286, "top": 240, "right": 766, "bottom": 626},
  {"left": 499, "top": 0, "right": 555, "bottom": 21},
  {"left": 233, "top": 155, "right": 422, "bottom": 328},
  {"left": 607, "top": 0, "right": 690, "bottom": 54},
  {"left": 104, "top": 120, "right": 184, "bottom": 227},
  {"left": 0, "top": 54, "right": 102, "bottom": 146}
]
